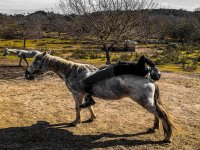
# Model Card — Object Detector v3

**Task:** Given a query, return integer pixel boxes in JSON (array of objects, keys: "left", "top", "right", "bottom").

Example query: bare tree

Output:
[
  {"left": 16, "top": 15, "right": 43, "bottom": 49},
  {"left": 47, "top": 12, "right": 70, "bottom": 38},
  {"left": 194, "top": 7, "right": 200, "bottom": 12},
  {"left": 58, "top": 0, "right": 157, "bottom": 64},
  {"left": 0, "top": 15, "right": 17, "bottom": 39}
]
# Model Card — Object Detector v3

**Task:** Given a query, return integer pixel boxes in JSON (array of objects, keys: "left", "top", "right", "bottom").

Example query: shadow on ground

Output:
[
  {"left": 0, "top": 65, "right": 27, "bottom": 80},
  {"left": 0, "top": 121, "right": 165, "bottom": 149}
]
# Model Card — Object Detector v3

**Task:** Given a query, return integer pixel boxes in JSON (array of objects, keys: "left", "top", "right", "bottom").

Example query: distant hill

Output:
[{"left": 0, "top": 9, "right": 200, "bottom": 42}]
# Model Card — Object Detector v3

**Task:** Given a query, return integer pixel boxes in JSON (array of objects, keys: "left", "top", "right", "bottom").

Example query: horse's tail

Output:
[{"left": 154, "top": 84, "right": 179, "bottom": 140}]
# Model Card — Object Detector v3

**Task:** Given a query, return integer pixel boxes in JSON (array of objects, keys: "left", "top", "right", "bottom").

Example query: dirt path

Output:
[{"left": 0, "top": 60, "right": 200, "bottom": 149}]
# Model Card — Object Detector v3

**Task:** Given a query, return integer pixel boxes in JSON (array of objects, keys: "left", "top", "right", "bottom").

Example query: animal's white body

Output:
[{"left": 3, "top": 48, "right": 41, "bottom": 66}]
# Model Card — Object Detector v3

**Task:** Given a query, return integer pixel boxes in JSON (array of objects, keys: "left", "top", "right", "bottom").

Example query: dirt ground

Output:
[{"left": 0, "top": 59, "right": 200, "bottom": 150}]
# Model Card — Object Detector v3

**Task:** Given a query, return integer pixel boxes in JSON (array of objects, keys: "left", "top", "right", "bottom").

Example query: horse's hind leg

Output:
[
  {"left": 136, "top": 95, "right": 172, "bottom": 141},
  {"left": 144, "top": 97, "right": 173, "bottom": 142},
  {"left": 148, "top": 116, "right": 159, "bottom": 133},
  {"left": 155, "top": 103, "right": 173, "bottom": 142},
  {"left": 154, "top": 85, "right": 176, "bottom": 142},
  {"left": 153, "top": 116, "right": 159, "bottom": 130}
]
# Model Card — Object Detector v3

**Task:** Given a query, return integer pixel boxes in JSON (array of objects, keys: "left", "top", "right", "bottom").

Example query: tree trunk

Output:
[
  {"left": 23, "top": 39, "right": 26, "bottom": 49},
  {"left": 103, "top": 44, "right": 111, "bottom": 64},
  {"left": 105, "top": 50, "right": 111, "bottom": 64}
]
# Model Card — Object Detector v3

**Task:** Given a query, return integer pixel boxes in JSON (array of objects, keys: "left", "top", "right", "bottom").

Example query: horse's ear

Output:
[{"left": 42, "top": 51, "right": 47, "bottom": 57}]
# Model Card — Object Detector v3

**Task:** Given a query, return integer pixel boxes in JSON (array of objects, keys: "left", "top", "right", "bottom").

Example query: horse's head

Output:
[
  {"left": 3, "top": 48, "right": 9, "bottom": 56},
  {"left": 25, "top": 51, "right": 49, "bottom": 80}
]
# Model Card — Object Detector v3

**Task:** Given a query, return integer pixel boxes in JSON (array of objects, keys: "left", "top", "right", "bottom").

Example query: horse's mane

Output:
[
  {"left": 43, "top": 54, "right": 97, "bottom": 75},
  {"left": 6, "top": 48, "right": 39, "bottom": 53},
  {"left": 6, "top": 48, "right": 28, "bottom": 54},
  {"left": 6, "top": 48, "right": 20, "bottom": 53}
]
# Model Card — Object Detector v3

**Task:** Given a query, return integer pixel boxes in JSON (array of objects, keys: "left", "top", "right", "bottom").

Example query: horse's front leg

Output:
[
  {"left": 19, "top": 58, "right": 22, "bottom": 66},
  {"left": 23, "top": 58, "right": 29, "bottom": 66},
  {"left": 87, "top": 106, "right": 96, "bottom": 121},
  {"left": 71, "top": 94, "right": 84, "bottom": 126}
]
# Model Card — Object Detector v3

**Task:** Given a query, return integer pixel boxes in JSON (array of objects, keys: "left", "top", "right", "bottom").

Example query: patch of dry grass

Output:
[{"left": 0, "top": 59, "right": 199, "bottom": 149}]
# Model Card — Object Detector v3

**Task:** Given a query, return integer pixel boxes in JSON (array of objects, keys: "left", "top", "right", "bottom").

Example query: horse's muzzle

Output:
[{"left": 25, "top": 69, "right": 34, "bottom": 80}]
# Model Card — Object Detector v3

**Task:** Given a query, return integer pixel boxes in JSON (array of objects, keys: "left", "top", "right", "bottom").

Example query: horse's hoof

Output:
[
  {"left": 90, "top": 116, "right": 96, "bottom": 121},
  {"left": 68, "top": 121, "right": 79, "bottom": 127},
  {"left": 82, "top": 118, "right": 95, "bottom": 123},
  {"left": 147, "top": 128, "right": 157, "bottom": 133},
  {"left": 163, "top": 139, "right": 172, "bottom": 143},
  {"left": 68, "top": 123, "right": 77, "bottom": 127},
  {"left": 92, "top": 115, "right": 97, "bottom": 119},
  {"left": 69, "top": 120, "right": 80, "bottom": 127}
]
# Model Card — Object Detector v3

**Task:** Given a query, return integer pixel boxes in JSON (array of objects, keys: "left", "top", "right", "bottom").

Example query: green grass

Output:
[
  {"left": 159, "top": 64, "right": 200, "bottom": 74},
  {"left": 0, "top": 54, "right": 34, "bottom": 61},
  {"left": 0, "top": 38, "right": 199, "bottom": 75}
]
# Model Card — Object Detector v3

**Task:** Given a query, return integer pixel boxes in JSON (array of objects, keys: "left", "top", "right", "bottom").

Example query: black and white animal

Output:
[{"left": 3, "top": 48, "right": 41, "bottom": 66}]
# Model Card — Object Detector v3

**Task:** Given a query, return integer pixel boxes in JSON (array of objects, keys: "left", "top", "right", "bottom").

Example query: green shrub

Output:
[
  {"left": 180, "top": 56, "right": 188, "bottom": 70},
  {"left": 197, "top": 55, "right": 200, "bottom": 62},
  {"left": 111, "top": 53, "right": 134, "bottom": 62},
  {"left": 182, "top": 60, "right": 198, "bottom": 71},
  {"left": 119, "top": 53, "right": 133, "bottom": 61},
  {"left": 154, "top": 58, "right": 165, "bottom": 65},
  {"left": 70, "top": 50, "right": 99, "bottom": 59},
  {"left": 167, "top": 43, "right": 178, "bottom": 50},
  {"left": 71, "top": 50, "right": 87, "bottom": 59},
  {"left": 162, "top": 48, "right": 180, "bottom": 64}
]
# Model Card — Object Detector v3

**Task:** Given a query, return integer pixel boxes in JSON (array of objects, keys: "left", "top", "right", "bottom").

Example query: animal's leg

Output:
[
  {"left": 23, "top": 58, "right": 29, "bottom": 66},
  {"left": 155, "top": 104, "right": 173, "bottom": 143},
  {"left": 19, "top": 58, "right": 22, "bottom": 66},
  {"left": 153, "top": 116, "right": 159, "bottom": 130},
  {"left": 144, "top": 99, "right": 173, "bottom": 142},
  {"left": 71, "top": 94, "right": 84, "bottom": 126},
  {"left": 148, "top": 116, "right": 159, "bottom": 133},
  {"left": 154, "top": 85, "right": 176, "bottom": 143},
  {"left": 129, "top": 92, "right": 159, "bottom": 133},
  {"left": 87, "top": 106, "right": 96, "bottom": 121},
  {"left": 134, "top": 95, "right": 172, "bottom": 141}
]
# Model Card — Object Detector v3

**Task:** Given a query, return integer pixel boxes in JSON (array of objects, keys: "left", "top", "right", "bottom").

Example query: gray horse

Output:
[
  {"left": 25, "top": 52, "right": 178, "bottom": 143},
  {"left": 3, "top": 48, "right": 41, "bottom": 66}
]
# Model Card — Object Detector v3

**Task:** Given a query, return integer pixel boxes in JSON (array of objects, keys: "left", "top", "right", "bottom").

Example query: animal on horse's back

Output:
[
  {"left": 25, "top": 52, "right": 178, "bottom": 143},
  {"left": 3, "top": 48, "right": 41, "bottom": 66}
]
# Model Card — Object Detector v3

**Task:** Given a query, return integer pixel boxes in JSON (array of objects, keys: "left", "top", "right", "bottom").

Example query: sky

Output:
[
  {"left": 158, "top": 0, "right": 200, "bottom": 11},
  {"left": 0, "top": 0, "right": 56, "bottom": 14},
  {"left": 0, "top": 0, "right": 200, "bottom": 15}
]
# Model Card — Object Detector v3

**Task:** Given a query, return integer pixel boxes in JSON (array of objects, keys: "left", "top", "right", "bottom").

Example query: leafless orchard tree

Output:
[
  {"left": 0, "top": 15, "right": 17, "bottom": 39},
  {"left": 148, "top": 15, "right": 176, "bottom": 41},
  {"left": 16, "top": 15, "right": 43, "bottom": 49},
  {"left": 57, "top": 0, "right": 157, "bottom": 64},
  {"left": 47, "top": 12, "right": 70, "bottom": 38},
  {"left": 194, "top": 7, "right": 200, "bottom": 12}
]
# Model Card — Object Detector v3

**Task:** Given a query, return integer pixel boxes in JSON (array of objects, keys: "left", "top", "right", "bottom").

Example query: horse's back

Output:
[
  {"left": 20, "top": 50, "right": 41, "bottom": 58},
  {"left": 92, "top": 74, "right": 155, "bottom": 100}
]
